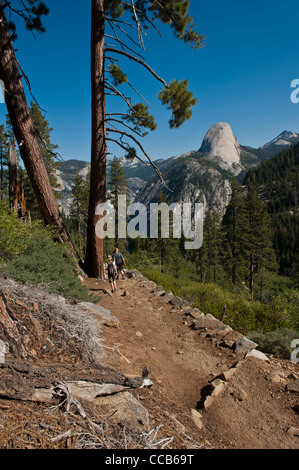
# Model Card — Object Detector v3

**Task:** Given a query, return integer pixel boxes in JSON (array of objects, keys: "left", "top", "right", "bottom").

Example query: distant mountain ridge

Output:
[{"left": 56, "top": 125, "right": 299, "bottom": 216}]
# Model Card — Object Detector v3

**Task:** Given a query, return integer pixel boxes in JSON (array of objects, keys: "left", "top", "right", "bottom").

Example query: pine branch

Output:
[
  {"left": 105, "top": 34, "right": 145, "bottom": 60},
  {"left": 105, "top": 48, "right": 168, "bottom": 88},
  {"left": 106, "top": 16, "right": 141, "bottom": 51},
  {"left": 106, "top": 128, "right": 171, "bottom": 191},
  {"left": 106, "top": 117, "right": 145, "bottom": 138},
  {"left": 105, "top": 80, "right": 134, "bottom": 110}
]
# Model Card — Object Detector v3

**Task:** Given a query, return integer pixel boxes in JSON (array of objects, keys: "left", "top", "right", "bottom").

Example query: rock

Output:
[
  {"left": 219, "top": 367, "right": 237, "bottom": 382},
  {"left": 135, "top": 331, "right": 143, "bottom": 338},
  {"left": 169, "top": 296, "right": 185, "bottom": 308},
  {"left": 192, "top": 314, "right": 223, "bottom": 332},
  {"left": 191, "top": 410, "right": 204, "bottom": 430},
  {"left": 286, "top": 379, "right": 299, "bottom": 394},
  {"left": 246, "top": 349, "right": 269, "bottom": 362},
  {"left": 209, "top": 378, "right": 226, "bottom": 398},
  {"left": 292, "top": 404, "right": 299, "bottom": 414},
  {"left": 160, "top": 291, "right": 174, "bottom": 302},
  {"left": 200, "top": 122, "right": 241, "bottom": 168},
  {"left": 185, "top": 308, "right": 205, "bottom": 320},
  {"left": 266, "top": 371, "right": 286, "bottom": 383},
  {"left": 0, "top": 340, "right": 7, "bottom": 364},
  {"left": 151, "top": 286, "right": 165, "bottom": 295},
  {"left": 233, "top": 337, "right": 258, "bottom": 355},
  {"left": 95, "top": 392, "right": 150, "bottom": 431},
  {"left": 286, "top": 427, "right": 299, "bottom": 437},
  {"left": 231, "top": 385, "right": 248, "bottom": 401},
  {"left": 202, "top": 395, "right": 214, "bottom": 410},
  {"left": 207, "top": 324, "right": 232, "bottom": 340},
  {"left": 78, "top": 302, "right": 120, "bottom": 328}
]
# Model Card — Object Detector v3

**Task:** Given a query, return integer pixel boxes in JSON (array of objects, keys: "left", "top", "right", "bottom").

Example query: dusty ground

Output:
[
  {"left": 0, "top": 271, "right": 298, "bottom": 450},
  {"left": 85, "top": 272, "right": 299, "bottom": 450}
]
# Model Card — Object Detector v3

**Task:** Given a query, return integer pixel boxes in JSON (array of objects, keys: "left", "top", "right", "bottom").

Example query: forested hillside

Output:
[{"left": 244, "top": 142, "right": 299, "bottom": 276}]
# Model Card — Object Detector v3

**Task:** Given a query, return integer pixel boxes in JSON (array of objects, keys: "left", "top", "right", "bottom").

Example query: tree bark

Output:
[
  {"left": 84, "top": 0, "right": 107, "bottom": 278},
  {"left": 0, "top": 1, "right": 75, "bottom": 254}
]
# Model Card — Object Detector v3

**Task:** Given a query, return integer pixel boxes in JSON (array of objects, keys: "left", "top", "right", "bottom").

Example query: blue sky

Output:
[{"left": 0, "top": 0, "right": 299, "bottom": 162}]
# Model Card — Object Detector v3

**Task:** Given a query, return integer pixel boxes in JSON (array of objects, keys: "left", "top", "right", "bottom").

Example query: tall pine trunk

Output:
[
  {"left": 84, "top": 0, "right": 107, "bottom": 278},
  {"left": 0, "top": 1, "right": 74, "bottom": 254}
]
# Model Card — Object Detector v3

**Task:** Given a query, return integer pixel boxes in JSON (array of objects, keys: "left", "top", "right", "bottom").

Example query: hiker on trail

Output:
[
  {"left": 113, "top": 248, "right": 126, "bottom": 280},
  {"left": 105, "top": 255, "right": 117, "bottom": 293}
]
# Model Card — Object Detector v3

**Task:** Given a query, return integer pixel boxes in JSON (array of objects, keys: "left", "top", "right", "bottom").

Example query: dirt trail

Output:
[{"left": 85, "top": 272, "right": 299, "bottom": 450}]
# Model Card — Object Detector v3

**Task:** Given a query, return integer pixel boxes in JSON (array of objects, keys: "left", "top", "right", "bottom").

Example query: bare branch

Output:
[
  {"left": 106, "top": 17, "right": 141, "bottom": 52},
  {"left": 122, "top": 1, "right": 162, "bottom": 38},
  {"left": 105, "top": 80, "right": 134, "bottom": 110},
  {"left": 130, "top": 0, "right": 145, "bottom": 50},
  {"left": 105, "top": 48, "right": 168, "bottom": 88},
  {"left": 106, "top": 128, "right": 172, "bottom": 191},
  {"left": 106, "top": 117, "right": 145, "bottom": 138},
  {"left": 105, "top": 34, "right": 145, "bottom": 60}
]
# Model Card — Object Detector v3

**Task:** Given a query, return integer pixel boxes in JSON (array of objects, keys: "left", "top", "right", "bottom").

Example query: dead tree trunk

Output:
[
  {"left": 8, "top": 141, "right": 17, "bottom": 206},
  {"left": 0, "top": 1, "right": 75, "bottom": 254},
  {"left": 84, "top": 0, "right": 107, "bottom": 278},
  {"left": 8, "top": 141, "right": 30, "bottom": 224}
]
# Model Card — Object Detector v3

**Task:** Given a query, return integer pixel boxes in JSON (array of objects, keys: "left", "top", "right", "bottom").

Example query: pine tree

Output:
[
  {"left": 107, "top": 156, "right": 128, "bottom": 249},
  {"left": 222, "top": 178, "right": 248, "bottom": 287},
  {"left": 0, "top": 1, "right": 74, "bottom": 255},
  {"left": 29, "top": 102, "right": 61, "bottom": 192},
  {"left": 19, "top": 103, "right": 62, "bottom": 220},
  {"left": 149, "top": 191, "right": 183, "bottom": 274},
  {"left": 200, "top": 210, "right": 223, "bottom": 283},
  {"left": 244, "top": 184, "right": 278, "bottom": 299},
  {"left": 71, "top": 170, "right": 90, "bottom": 257},
  {"left": 85, "top": 0, "right": 205, "bottom": 278}
]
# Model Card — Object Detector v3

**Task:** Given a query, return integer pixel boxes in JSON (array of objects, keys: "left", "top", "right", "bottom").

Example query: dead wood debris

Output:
[{"left": 0, "top": 276, "right": 184, "bottom": 449}]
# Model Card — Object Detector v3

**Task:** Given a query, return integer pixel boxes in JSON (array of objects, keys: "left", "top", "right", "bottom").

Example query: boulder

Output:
[
  {"left": 192, "top": 314, "right": 223, "bottom": 332},
  {"left": 95, "top": 392, "right": 150, "bottom": 431},
  {"left": 151, "top": 286, "right": 165, "bottom": 295},
  {"left": 246, "top": 349, "right": 269, "bottom": 362},
  {"left": 233, "top": 337, "right": 258, "bottom": 355},
  {"left": 191, "top": 409, "right": 204, "bottom": 430},
  {"left": 286, "top": 379, "right": 299, "bottom": 394},
  {"left": 184, "top": 308, "right": 205, "bottom": 320}
]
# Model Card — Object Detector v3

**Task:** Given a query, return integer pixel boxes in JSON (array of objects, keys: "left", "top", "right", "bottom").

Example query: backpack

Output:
[{"left": 107, "top": 262, "right": 115, "bottom": 278}]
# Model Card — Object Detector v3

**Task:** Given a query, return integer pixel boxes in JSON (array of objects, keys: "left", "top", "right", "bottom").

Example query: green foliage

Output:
[
  {"left": 108, "top": 64, "right": 128, "bottom": 86},
  {"left": 244, "top": 142, "right": 299, "bottom": 275},
  {"left": 0, "top": 200, "right": 31, "bottom": 260},
  {"left": 1, "top": 234, "right": 93, "bottom": 302},
  {"left": 108, "top": 156, "right": 128, "bottom": 248},
  {"left": 248, "top": 328, "right": 299, "bottom": 359},
  {"left": 0, "top": 202, "right": 93, "bottom": 302},
  {"left": 18, "top": 104, "right": 62, "bottom": 220},
  {"left": 6, "top": 1, "right": 49, "bottom": 39},
  {"left": 124, "top": 103, "right": 157, "bottom": 136},
  {"left": 149, "top": 0, "right": 205, "bottom": 48},
  {"left": 104, "top": 0, "right": 124, "bottom": 18},
  {"left": 158, "top": 79, "right": 198, "bottom": 129}
]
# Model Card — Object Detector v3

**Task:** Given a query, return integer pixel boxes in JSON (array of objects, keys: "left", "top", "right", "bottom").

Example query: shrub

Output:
[
  {"left": 0, "top": 201, "right": 31, "bottom": 260},
  {"left": 0, "top": 202, "right": 94, "bottom": 302},
  {"left": 247, "top": 328, "right": 299, "bottom": 359},
  {"left": 1, "top": 233, "right": 94, "bottom": 302}
]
